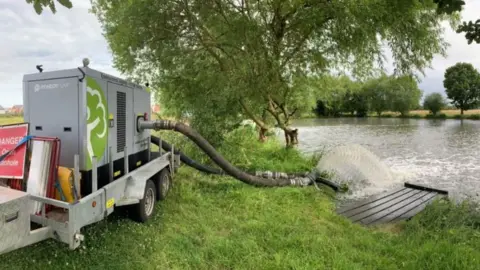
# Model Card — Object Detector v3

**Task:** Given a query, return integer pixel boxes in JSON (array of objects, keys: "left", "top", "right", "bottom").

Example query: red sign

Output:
[{"left": 0, "top": 123, "right": 29, "bottom": 179}]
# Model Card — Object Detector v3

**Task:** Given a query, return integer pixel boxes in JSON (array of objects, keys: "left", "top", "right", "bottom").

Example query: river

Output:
[{"left": 291, "top": 117, "right": 480, "bottom": 201}]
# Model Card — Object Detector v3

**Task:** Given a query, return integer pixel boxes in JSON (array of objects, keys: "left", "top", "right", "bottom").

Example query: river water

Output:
[{"left": 291, "top": 117, "right": 480, "bottom": 201}]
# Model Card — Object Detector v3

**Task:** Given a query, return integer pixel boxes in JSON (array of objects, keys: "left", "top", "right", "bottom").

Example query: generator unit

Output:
[{"left": 23, "top": 65, "right": 152, "bottom": 196}]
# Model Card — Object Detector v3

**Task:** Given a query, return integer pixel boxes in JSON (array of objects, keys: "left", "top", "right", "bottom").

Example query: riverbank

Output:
[
  {"left": 297, "top": 109, "right": 480, "bottom": 120},
  {"left": 376, "top": 109, "right": 480, "bottom": 120},
  {"left": 1, "top": 119, "right": 480, "bottom": 269}
]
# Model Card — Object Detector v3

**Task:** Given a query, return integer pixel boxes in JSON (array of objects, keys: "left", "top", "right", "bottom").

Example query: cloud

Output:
[
  {"left": 416, "top": 0, "right": 480, "bottom": 97},
  {"left": 0, "top": 0, "right": 121, "bottom": 108},
  {"left": 0, "top": 0, "right": 479, "bottom": 108}
]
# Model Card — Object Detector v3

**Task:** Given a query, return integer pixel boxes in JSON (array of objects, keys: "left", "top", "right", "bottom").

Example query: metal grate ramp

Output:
[{"left": 336, "top": 183, "right": 448, "bottom": 226}]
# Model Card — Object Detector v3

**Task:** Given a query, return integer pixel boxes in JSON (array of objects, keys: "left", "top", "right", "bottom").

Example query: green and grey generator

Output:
[{"left": 23, "top": 65, "right": 152, "bottom": 196}]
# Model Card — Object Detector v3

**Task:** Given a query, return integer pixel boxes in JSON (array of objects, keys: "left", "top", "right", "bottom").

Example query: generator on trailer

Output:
[{"left": 0, "top": 62, "right": 180, "bottom": 255}]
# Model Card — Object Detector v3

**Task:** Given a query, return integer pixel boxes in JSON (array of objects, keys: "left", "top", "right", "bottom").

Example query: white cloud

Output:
[
  {"left": 0, "top": 0, "right": 120, "bottom": 108},
  {"left": 0, "top": 0, "right": 479, "bottom": 108},
  {"left": 416, "top": 0, "right": 480, "bottom": 97}
]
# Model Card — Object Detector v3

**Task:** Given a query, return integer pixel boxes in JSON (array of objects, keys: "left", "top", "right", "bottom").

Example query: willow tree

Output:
[
  {"left": 28, "top": 0, "right": 478, "bottom": 45},
  {"left": 362, "top": 74, "right": 392, "bottom": 116},
  {"left": 25, "top": 0, "right": 72, "bottom": 14},
  {"left": 88, "top": 0, "right": 460, "bottom": 147}
]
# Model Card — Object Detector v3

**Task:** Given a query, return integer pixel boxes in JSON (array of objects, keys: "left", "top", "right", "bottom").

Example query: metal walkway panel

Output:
[{"left": 336, "top": 183, "right": 448, "bottom": 226}]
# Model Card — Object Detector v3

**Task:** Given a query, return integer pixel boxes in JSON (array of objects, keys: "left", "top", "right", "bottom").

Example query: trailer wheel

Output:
[
  {"left": 156, "top": 168, "right": 171, "bottom": 201},
  {"left": 129, "top": 179, "right": 156, "bottom": 223}
]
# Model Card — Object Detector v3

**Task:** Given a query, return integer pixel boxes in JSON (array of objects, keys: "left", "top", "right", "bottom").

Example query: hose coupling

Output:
[
  {"left": 289, "top": 177, "right": 312, "bottom": 186},
  {"left": 138, "top": 119, "right": 177, "bottom": 131},
  {"left": 152, "top": 120, "right": 176, "bottom": 130}
]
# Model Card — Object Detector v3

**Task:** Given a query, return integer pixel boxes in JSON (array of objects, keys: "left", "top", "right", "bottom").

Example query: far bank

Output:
[{"left": 297, "top": 109, "right": 480, "bottom": 121}]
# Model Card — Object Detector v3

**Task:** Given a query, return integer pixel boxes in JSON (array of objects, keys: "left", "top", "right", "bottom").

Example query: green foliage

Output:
[
  {"left": 25, "top": 0, "right": 72, "bottom": 14},
  {"left": 388, "top": 75, "right": 423, "bottom": 116},
  {"left": 311, "top": 75, "right": 372, "bottom": 117},
  {"left": 155, "top": 126, "right": 320, "bottom": 173},
  {"left": 362, "top": 74, "right": 391, "bottom": 116},
  {"left": 443, "top": 62, "right": 480, "bottom": 115},
  {"left": 342, "top": 81, "right": 369, "bottom": 116},
  {"left": 313, "top": 75, "right": 353, "bottom": 116},
  {"left": 313, "top": 73, "right": 422, "bottom": 117},
  {"left": 456, "top": 19, "right": 480, "bottom": 44},
  {"left": 434, "top": 0, "right": 480, "bottom": 44},
  {"left": 423, "top": 92, "right": 446, "bottom": 115},
  {"left": 468, "top": 114, "right": 480, "bottom": 120},
  {"left": 89, "top": 0, "right": 458, "bottom": 145},
  {"left": 425, "top": 112, "right": 447, "bottom": 119}
]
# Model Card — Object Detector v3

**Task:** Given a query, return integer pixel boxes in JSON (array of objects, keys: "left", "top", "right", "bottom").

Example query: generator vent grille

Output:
[{"left": 117, "top": 91, "right": 126, "bottom": 153}]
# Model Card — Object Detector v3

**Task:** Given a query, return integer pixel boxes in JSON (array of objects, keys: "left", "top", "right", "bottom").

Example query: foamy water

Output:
[{"left": 288, "top": 117, "right": 480, "bottom": 201}]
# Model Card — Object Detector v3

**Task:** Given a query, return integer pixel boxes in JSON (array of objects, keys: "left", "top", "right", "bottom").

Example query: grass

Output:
[
  {"left": 309, "top": 109, "right": 480, "bottom": 121},
  {"left": 373, "top": 109, "right": 480, "bottom": 120},
  {"left": 155, "top": 125, "right": 321, "bottom": 173},
  {"left": 408, "top": 109, "right": 480, "bottom": 116},
  {"left": 2, "top": 116, "right": 480, "bottom": 269},
  {"left": 0, "top": 115, "right": 23, "bottom": 125}
]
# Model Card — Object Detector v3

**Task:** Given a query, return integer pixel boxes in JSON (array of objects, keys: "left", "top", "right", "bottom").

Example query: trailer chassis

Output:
[{"left": 0, "top": 144, "right": 180, "bottom": 255}]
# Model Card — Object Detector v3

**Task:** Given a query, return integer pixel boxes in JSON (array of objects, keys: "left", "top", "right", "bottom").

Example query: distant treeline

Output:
[
  {"left": 313, "top": 62, "right": 480, "bottom": 118},
  {"left": 313, "top": 74, "right": 423, "bottom": 117}
]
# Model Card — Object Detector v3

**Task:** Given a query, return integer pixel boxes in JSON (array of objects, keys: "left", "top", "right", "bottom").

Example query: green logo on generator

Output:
[{"left": 86, "top": 77, "right": 108, "bottom": 170}]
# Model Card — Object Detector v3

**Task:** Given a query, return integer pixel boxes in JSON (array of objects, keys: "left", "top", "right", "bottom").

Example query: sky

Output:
[{"left": 0, "top": 0, "right": 479, "bottom": 108}]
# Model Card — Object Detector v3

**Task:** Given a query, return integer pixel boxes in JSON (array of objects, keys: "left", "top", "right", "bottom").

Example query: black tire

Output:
[
  {"left": 129, "top": 179, "right": 156, "bottom": 223},
  {"left": 155, "top": 168, "right": 171, "bottom": 201}
]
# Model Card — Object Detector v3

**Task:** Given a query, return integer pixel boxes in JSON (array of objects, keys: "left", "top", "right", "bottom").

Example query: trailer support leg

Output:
[
  {"left": 92, "top": 156, "right": 98, "bottom": 192},
  {"left": 109, "top": 147, "right": 114, "bottom": 183},
  {"left": 124, "top": 146, "right": 129, "bottom": 174}
]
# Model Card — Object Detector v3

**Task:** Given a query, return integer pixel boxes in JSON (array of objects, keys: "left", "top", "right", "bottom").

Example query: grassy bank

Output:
[
  {"left": 1, "top": 117, "right": 480, "bottom": 269},
  {"left": 297, "top": 109, "right": 480, "bottom": 121},
  {"left": 0, "top": 115, "right": 23, "bottom": 125},
  {"left": 376, "top": 109, "right": 480, "bottom": 120}
]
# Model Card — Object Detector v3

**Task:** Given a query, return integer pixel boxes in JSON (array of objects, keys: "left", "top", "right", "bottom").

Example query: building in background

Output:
[
  {"left": 7, "top": 105, "right": 23, "bottom": 115},
  {"left": 151, "top": 104, "right": 160, "bottom": 114},
  {"left": 0, "top": 105, "right": 5, "bottom": 115}
]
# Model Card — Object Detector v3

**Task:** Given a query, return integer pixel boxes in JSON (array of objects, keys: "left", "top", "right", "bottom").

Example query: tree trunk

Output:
[
  {"left": 283, "top": 128, "right": 299, "bottom": 147},
  {"left": 461, "top": 108, "right": 464, "bottom": 115},
  {"left": 239, "top": 99, "right": 271, "bottom": 142},
  {"left": 258, "top": 127, "right": 268, "bottom": 142}
]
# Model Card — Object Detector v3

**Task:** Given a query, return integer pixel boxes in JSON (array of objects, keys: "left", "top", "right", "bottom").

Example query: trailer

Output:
[{"left": 0, "top": 62, "right": 180, "bottom": 255}]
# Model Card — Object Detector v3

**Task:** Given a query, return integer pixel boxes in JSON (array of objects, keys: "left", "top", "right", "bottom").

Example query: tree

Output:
[
  {"left": 30, "top": 0, "right": 459, "bottom": 147},
  {"left": 29, "top": 0, "right": 479, "bottom": 44},
  {"left": 388, "top": 75, "right": 423, "bottom": 116},
  {"left": 443, "top": 62, "right": 480, "bottom": 115},
  {"left": 435, "top": 0, "right": 480, "bottom": 44},
  {"left": 363, "top": 74, "right": 391, "bottom": 116},
  {"left": 423, "top": 92, "right": 446, "bottom": 115},
  {"left": 341, "top": 81, "right": 369, "bottom": 117},
  {"left": 313, "top": 75, "right": 352, "bottom": 117},
  {"left": 90, "top": 0, "right": 459, "bottom": 147},
  {"left": 457, "top": 19, "right": 480, "bottom": 44},
  {"left": 25, "top": 0, "right": 72, "bottom": 14}
]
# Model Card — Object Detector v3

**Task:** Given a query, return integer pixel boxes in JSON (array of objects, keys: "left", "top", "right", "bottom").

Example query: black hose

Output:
[
  {"left": 150, "top": 136, "right": 225, "bottom": 175},
  {"left": 151, "top": 136, "right": 310, "bottom": 178},
  {"left": 146, "top": 120, "right": 308, "bottom": 187},
  {"left": 149, "top": 124, "right": 340, "bottom": 191}
]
